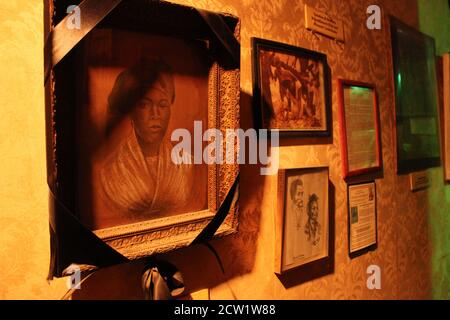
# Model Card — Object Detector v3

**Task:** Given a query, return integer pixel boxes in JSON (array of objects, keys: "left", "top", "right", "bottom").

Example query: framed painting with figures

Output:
[
  {"left": 252, "top": 38, "right": 332, "bottom": 137},
  {"left": 45, "top": 0, "right": 240, "bottom": 268},
  {"left": 275, "top": 167, "right": 330, "bottom": 274}
]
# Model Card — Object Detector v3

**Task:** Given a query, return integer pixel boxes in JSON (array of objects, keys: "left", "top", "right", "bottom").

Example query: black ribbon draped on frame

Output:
[
  {"left": 141, "top": 175, "right": 239, "bottom": 300},
  {"left": 45, "top": 0, "right": 240, "bottom": 299}
]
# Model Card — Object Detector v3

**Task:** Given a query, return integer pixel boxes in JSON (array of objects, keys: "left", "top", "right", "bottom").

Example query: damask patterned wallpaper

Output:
[
  {"left": 0, "top": 1, "right": 67, "bottom": 299},
  {"left": 168, "top": 0, "right": 430, "bottom": 300},
  {"left": 0, "top": 0, "right": 447, "bottom": 299}
]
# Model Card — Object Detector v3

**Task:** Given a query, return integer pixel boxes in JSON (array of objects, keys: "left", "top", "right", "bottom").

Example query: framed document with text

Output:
[
  {"left": 348, "top": 182, "right": 377, "bottom": 257},
  {"left": 338, "top": 80, "right": 382, "bottom": 178}
]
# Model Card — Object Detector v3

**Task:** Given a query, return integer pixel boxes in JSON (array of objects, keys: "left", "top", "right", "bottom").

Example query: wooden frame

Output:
[
  {"left": 45, "top": 1, "right": 239, "bottom": 260},
  {"left": 390, "top": 16, "right": 441, "bottom": 174},
  {"left": 275, "top": 167, "right": 330, "bottom": 274},
  {"left": 252, "top": 38, "right": 332, "bottom": 138},
  {"left": 347, "top": 181, "right": 378, "bottom": 258},
  {"left": 443, "top": 53, "right": 450, "bottom": 182},
  {"left": 338, "top": 80, "right": 382, "bottom": 178}
]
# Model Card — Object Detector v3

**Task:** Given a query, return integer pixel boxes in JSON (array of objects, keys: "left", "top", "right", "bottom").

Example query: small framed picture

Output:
[
  {"left": 338, "top": 80, "right": 382, "bottom": 178},
  {"left": 252, "top": 38, "right": 332, "bottom": 137},
  {"left": 347, "top": 181, "right": 378, "bottom": 257},
  {"left": 275, "top": 167, "right": 330, "bottom": 274}
]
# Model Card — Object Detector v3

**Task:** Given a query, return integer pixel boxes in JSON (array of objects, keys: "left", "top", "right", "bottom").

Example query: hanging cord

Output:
[{"left": 201, "top": 242, "right": 225, "bottom": 274}]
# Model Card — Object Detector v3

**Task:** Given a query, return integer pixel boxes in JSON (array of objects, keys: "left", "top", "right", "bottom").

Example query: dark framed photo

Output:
[
  {"left": 275, "top": 167, "right": 330, "bottom": 274},
  {"left": 252, "top": 38, "right": 332, "bottom": 137},
  {"left": 45, "top": 1, "right": 240, "bottom": 266},
  {"left": 347, "top": 181, "right": 378, "bottom": 257},
  {"left": 390, "top": 16, "right": 441, "bottom": 174},
  {"left": 338, "top": 80, "right": 382, "bottom": 178}
]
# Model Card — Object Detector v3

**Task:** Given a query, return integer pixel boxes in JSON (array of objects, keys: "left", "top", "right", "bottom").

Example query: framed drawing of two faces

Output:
[
  {"left": 276, "top": 167, "right": 330, "bottom": 274},
  {"left": 252, "top": 38, "right": 332, "bottom": 138}
]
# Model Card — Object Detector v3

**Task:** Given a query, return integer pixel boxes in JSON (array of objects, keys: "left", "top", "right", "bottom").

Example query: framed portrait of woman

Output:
[
  {"left": 275, "top": 167, "right": 330, "bottom": 274},
  {"left": 45, "top": 0, "right": 240, "bottom": 268},
  {"left": 77, "top": 30, "right": 226, "bottom": 257}
]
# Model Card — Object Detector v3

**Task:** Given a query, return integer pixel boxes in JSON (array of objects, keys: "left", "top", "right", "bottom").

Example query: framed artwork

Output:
[
  {"left": 347, "top": 181, "right": 377, "bottom": 257},
  {"left": 275, "top": 167, "right": 329, "bottom": 274},
  {"left": 390, "top": 16, "right": 441, "bottom": 174},
  {"left": 45, "top": 0, "right": 240, "bottom": 265},
  {"left": 252, "top": 38, "right": 332, "bottom": 137},
  {"left": 338, "top": 80, "right": 382, "bottom": 178},
  {"left": 443, "top": 53, "right": 450, "bottom": 182}
]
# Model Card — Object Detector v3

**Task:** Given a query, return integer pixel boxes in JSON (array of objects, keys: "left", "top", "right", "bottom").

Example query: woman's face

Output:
[
  {"left": 310, "top": 200, "right": 318, "bottom": 219},
  {"left": 131, "top": 87, "right": 171, "bottom": 146}
]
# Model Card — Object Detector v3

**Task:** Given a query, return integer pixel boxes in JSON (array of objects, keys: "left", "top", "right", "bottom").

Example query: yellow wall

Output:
[
  {"left": 1, "top": 0, "right": 445, "bottom": 299},
  {"left": 0, "top": 1, "right": 66, "bottom": 299}
]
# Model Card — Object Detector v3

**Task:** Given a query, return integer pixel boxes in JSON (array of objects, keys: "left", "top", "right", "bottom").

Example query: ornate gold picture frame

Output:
[{"left": 45, "top": 0, "right": 240, "bottom": 273}]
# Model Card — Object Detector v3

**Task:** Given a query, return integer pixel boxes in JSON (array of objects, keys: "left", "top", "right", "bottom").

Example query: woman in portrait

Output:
[
  {"left": 304, "top": 193, "right": 321, "bottom": 246},
  {"left": 99, "top": 58, "right": 194, "bottom": 219}
]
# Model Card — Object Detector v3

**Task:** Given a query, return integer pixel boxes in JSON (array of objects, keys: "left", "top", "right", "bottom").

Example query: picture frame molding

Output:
[{"left": 443, "top": 53, "right": 450, "bottom": 182}]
